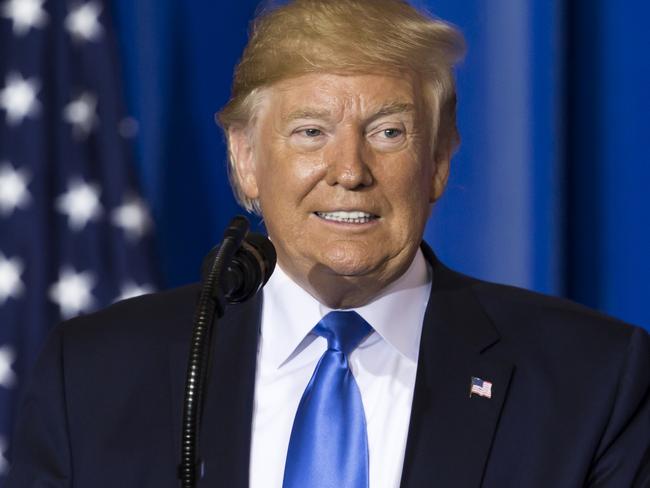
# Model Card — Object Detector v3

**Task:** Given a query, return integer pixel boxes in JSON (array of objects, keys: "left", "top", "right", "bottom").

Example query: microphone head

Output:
[
  {"left": 243, "top": 232, "right": 277, "bottom": 287},
  {"left": 200, "top": 215, "right": 250, "bottom": 282},
  {"left": 200, "top": 231, "right": 276, "bottom": 303},
  {"left": 225, "top": 232, "right": 276, "bottom": 303},
  {"left": 222, "top": 215, "right": 250, "bottom": 242}
]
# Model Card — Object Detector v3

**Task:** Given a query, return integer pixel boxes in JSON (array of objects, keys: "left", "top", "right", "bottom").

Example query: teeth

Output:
[{"left": 316, "top": 211, "right": 376, "bottom": 223}]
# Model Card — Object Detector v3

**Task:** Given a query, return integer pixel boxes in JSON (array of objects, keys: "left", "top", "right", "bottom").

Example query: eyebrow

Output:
[
  {"left": 283, "top": 108, "right": 332, "bottom": 122},
  {"left": 282, "top": 101, "right": 416, "bottom": 124},
  {"left": 369, "top": 102, "right": 416, "bottom": 120}
]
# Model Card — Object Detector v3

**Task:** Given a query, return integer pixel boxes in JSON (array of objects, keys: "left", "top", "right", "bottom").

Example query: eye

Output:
[
  {"left": 382, "top": 128, "right": 403, "bottom": 139},
  {"left": 303, "top": 128, "right": 322, "bottom": 137},
  {"left": 370, "top": 125, "right": 406, "bottom": 142},
  {"left": 290, "top": 126, "right": 327, "bottom": 151},
  {"left": 367, "top": 123, "right": 408, "bottom": 151}
]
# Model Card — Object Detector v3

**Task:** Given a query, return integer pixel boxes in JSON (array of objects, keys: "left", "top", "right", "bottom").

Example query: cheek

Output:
[
  {"left": 291, "top": 156, "right": 327, "bottom": 188},
  {"left": 382, "top": 158, "right": 433, "bottom": 231},
  {"left": 383, "top": 149, "right": 432, "bottom": 199},
  {"left": 257, "top": 147, "right": 326, "bottom": 206}
]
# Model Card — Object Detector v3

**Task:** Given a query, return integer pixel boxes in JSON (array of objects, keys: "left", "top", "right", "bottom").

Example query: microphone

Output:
[
  {"left": 200, "top": 228, "right": 276, "bottom": 303},
  {"left": 179, "top": 216, "right": 275, "bottom": 488}
]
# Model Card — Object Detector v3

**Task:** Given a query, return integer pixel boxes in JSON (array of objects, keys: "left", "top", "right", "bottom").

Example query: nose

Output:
[{"left": 324, "top": 130, "right": 374, "bottom": 189}]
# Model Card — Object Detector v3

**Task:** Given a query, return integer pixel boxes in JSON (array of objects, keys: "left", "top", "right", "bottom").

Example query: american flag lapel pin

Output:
[{"left": 469, "top": 376, "right": 493, "bottom": 399}]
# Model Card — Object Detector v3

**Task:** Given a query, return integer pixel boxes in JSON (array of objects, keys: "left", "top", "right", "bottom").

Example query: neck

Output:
[{"left": 284, "top": 260, "right": 413, "bottom": 310}]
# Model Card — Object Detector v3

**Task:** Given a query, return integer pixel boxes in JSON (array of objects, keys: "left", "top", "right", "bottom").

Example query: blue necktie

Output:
[{"left": 283, "top": 311, "right": 372, "bottom": 488}]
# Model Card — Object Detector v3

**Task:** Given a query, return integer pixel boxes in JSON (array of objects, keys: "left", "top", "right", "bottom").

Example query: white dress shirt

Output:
[{"left": 249, "top": 249, "right": 432, "bottom": 488}]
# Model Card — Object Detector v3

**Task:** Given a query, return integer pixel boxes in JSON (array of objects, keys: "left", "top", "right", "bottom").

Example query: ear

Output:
[
  {"left": 228, "top": 127, "right": 259, "bottom": 200},
  {"left": 429, "top": 145, "right": 451, "bottom": 203}
]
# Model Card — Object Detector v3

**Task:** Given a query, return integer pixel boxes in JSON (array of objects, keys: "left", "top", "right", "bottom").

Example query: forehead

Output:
[{"left": 263, "top": 72, "right": 422, "bottom": 120}]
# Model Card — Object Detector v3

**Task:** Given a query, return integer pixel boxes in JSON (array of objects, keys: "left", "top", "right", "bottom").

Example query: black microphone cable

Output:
[{"left": 178, "top": 216, "right": 276, "bottom": 488}]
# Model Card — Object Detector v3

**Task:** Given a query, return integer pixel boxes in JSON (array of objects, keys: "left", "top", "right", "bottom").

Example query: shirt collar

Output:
[{"left": 260, "top": 248, "right": 432, "bottom": 369}]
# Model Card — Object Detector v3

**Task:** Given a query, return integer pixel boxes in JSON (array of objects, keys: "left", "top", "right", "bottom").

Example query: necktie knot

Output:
[{"left": 314, "top": 311, "right": 372, "bottom": 355}]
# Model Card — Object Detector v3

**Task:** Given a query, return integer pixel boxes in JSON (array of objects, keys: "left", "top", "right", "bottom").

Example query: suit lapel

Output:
[
  {"left": 400, "top": 247, "right": 514, "bottom": 487},
  {"left": 169, "top": 293, "right": 262, "bottom": 488}
]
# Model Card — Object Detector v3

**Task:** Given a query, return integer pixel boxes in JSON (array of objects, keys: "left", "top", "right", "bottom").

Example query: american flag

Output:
[
  {"left": 0, "top": 0, "right": 160, "bottom": 480},
  {"left": 470, "top": 376, "right": 492, "bottom": 399}
]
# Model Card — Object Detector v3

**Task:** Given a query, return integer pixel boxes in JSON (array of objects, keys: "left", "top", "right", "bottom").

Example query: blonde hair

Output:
[{"left": 217, "top": 0, "right": 466, "bottom": 213}]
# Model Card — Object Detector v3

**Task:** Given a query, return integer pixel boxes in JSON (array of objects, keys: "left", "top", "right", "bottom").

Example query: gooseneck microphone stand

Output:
[{"left": 178, "top": 216, "right": 276, "bottom": 488}]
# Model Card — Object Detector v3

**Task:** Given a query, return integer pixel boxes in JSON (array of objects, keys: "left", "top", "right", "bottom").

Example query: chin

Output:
[
  {"left": 323, "top": 262, "right": 375, "bottom": 278},
  {"left": 318, "top": 251, "right": 381, "bottom": 278}
]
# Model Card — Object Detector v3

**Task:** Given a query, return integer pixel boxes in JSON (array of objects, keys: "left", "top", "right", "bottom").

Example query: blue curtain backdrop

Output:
[{"left": 111, "top": 0, "right": 650, "bottom": 331}]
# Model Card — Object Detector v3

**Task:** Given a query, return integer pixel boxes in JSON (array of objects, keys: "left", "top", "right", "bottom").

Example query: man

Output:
[{"left": 7, "top": 1, "right": 649, "bottom": 487}]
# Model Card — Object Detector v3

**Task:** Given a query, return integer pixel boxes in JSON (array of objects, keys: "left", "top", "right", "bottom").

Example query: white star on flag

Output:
[
  {"left": 116, "top": 281, "right": 155, "bottom": 302},
  {"left": 49, "top": 267, "right": 96, "bottom": 319},
  {"left": 111, "top": 196, "right": 152, "bottom": 241},
  {"left": 0, "top": 435, "right": 8, "bottom": 475},
  {"left": 64, "top": 1, "right": 103, "bottom": 42},
  {"left": 0, "top": 161, "right": 31, "bottom": 216},
  {"left": 0, "top": 345, "right": 17, "bottom": 389},
  {"left": 0, "top": 0, "right": 48, "bottom": 36},
  {"left": 0, "top": 253, "right": 24, "bottom": 305},
  {"left": 55, "top": 179, "right": 102, "bottom": 230},
  {"left": 63, "top": 92, "right": 98, "bottom": 137},
  {"left": 0, "top": 71, "right": 41, "bottom": 125}
]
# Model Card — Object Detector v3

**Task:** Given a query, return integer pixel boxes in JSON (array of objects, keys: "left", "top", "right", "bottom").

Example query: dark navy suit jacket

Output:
[{"left": 7, "top": 246, "right": 650, "bottom": 487}]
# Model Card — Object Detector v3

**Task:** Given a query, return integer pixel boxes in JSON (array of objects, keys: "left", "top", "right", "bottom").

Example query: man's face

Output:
[{"left": 230, "top": 72, "right": 449, "bottom": 306}]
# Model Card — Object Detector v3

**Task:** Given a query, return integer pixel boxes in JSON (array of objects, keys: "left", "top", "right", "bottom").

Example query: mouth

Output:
[{"left": 314, "top": 210, "right": 379, "bottom": 224}]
